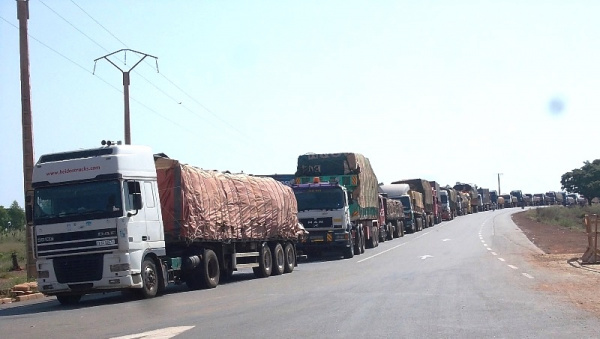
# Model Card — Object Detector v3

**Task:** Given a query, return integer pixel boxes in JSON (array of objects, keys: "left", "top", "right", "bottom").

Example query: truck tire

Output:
[
  {"left": 393, "top": 222, "right": 400, "bottom": 238},
  {"left": 359, "top": 229, "right": 365, "bottom": 253},
  {"left": 283, "top": 242, "right": 295, "bottom": 273},
  {"left": 202, "top": 249, "right": 220, "bottom": 288},
  {"left": 139, "top": 258, "right": 159, "bottom": 298},
  {"left": 253, "top": 243, "right": 272, "bottom": 278},
  {"left": 56, "top": 294, "right": 82, "bottom": 305},
  {"left": 353, "top": 231, "right": 361, "bottom": 255},
  {"left": 343, "top": 240, "right": 354, "bottom": 259},
  {"left": 387, "top": 223, "right": 394, "bottom": 240},
  {"left": 271, "top": 243, "right": 285, "bottom": 276}
]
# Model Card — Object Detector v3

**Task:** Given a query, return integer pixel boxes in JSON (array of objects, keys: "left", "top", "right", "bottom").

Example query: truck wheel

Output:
[
  {"left": 387, "top": 223, "right": 394, "bottom": 240},
  {"left": 283, "top": 242, "right": 295, "bottom": 273},
  {"left": 139, "top": 258, "right": 159, "bottom": 298},
  {"left": 56, "top": 294, "right": 82, "bottom": 305},
  {"left": 271, "top": 243, "right": 285, "bottom": 276},
  {"left": 353, "top": 231, "right": 361, "bottom": 255},
  {"left": 393, "top": 222, "right": 400, "bottom": 238},
  {"left": 360, "top": 230, "right": 365, "bottom": 253},
  {"left": 343, "top": 240, "right": 354, "bottom": 259},
  {"left": 253, "top": 243, "right": 272, "bottom": 278},
  {"left": 202, "top": 249, "right": 220, "bottom": 288},
  {"left": 399, "top": 221, "right": 405, "bottom": 237}
]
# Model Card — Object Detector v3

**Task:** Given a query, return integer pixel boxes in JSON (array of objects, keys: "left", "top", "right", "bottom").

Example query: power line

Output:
[
  {"left": 38, "top": 0, "right": 110, "bottom": 54},
  {"left": 68, "top": 0, "right": 254, "bottom": 141},
  {"left": 1, "top": 15, "right": 200, "bottom": 137}
]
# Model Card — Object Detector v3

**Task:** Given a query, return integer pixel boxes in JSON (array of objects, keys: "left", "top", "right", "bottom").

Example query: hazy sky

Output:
[{"left": 2, "top": 0, "right": 599, "bottom": 208}]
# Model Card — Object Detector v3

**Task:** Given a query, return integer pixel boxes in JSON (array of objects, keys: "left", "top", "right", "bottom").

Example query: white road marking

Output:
[
  {"left": 110, "top": 326, "right": 195, "bottom": 339},
  {"left": 522, "top": 273, "right": 534, "bottom": 279},
  {"left": 356, "top": 231, "right": 433, "bottom": 263},
  {"left": 508, "top": 265, "right": 518, "bottom": 270},
  {"left": 498, "top": 258, "right": 505, "bottom": 262},
  {"left": 442, "top": 239, "right": 451, "bottom": 242},
  {"left": 491, "top": 252, "right": 497, "bottom": 256},
  {"left": 486, "top": 247, "right": 492, "bottom": 251},
  {"left": 420, "top": 255, "right": 433, "bottom": 260}
]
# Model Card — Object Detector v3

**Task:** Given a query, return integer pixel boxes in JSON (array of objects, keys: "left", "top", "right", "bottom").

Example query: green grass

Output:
[
  {"left": 523, "top": 205, "right": 600, "bottom": 231},
  {"left": 0, "top": 229, "right": 29, "bottom": 297}
]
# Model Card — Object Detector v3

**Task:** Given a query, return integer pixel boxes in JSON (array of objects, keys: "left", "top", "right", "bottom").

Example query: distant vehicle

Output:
[
  {"left": 545, "top": 191, "right": 557, "bottom": 205},
  {"left": 392, "top": 179, "right": 436, "bottom": 227},
  {"left": 380, "top": 184, "right": 426, "bottom": 234},
  {"left": 523, "top": 193, "right": 533, "bottom": 206},
  {"left": 533, "top": 193, "right": 546, "bottom": 206},
  {"left": 510, "top": 190, "right": 524, "bottom": 207},
  {"left": 500, "top": 194, "right": 513, "bottom": 208}
]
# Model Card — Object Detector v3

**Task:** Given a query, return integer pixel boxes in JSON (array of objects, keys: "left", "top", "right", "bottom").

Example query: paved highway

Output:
[{"left": 1, "top": 208, "right": 599, "bottom": 338}]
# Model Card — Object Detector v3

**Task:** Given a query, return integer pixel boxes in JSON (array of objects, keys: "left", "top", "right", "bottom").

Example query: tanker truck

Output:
[
  {"left": 30, "top": 142, "right": 303, "bottom": 305},
  {"left": 293, "top": 152, "right": 380, "bottom": 257}
]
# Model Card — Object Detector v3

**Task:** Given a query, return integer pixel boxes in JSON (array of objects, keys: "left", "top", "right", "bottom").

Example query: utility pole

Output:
[
  {"left": 498, "top": 173, "right": 503, "bottom": 195},
  {"left": 94, "top": 49, "right": 158, "bottom": 145},
  {"left": 17, "top": 0, "right": 36, "bottom": 280}
]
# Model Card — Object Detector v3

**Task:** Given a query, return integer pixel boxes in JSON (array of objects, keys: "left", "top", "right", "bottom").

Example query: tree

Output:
[
  {"left": 561, "top": 159, "right": 600, "bottom": 204},
  {"left": 0, "top": 206, "right": 8, "bottom": 230},
  {"left": 7, "top": 201, "right": 25, "bottom": 230}
]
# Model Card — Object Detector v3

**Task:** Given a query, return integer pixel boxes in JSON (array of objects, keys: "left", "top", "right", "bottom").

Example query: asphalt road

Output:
[{"left": 1, "top": 208, "right": 599, "bottom": 338}]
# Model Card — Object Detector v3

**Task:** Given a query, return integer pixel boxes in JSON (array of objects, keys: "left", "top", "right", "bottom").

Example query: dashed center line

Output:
[
  {"left": 522, "top": 273, "right": 534, "bottom": 279},
  {"left": 480, "top": 219, "right": 534, "bottom": 279}
]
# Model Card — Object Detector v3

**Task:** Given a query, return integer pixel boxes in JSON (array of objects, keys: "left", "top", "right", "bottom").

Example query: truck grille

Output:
[
  {"left": 53, "top": 254, "right": 104, "bottom": 283},
  {"left": 36, "top": 227, "right": 118, "bottom": 258},
  {"left": 299, "top": 217, "right": 333, "bottom": 228}
]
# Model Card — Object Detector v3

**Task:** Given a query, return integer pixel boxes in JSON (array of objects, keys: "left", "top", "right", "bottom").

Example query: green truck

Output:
[{"left": 293, "top": 153, "right": 381, "bottom": 257}]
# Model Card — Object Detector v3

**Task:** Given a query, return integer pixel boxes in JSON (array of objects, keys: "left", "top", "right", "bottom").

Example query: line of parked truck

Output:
[{"left": 27, "top": 144, "right": 560, "bottom": 305}]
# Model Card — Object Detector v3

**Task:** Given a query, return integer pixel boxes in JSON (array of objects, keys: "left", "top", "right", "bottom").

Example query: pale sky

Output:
[{"left": 2, "top": 0, "right": 599, "bottom": 208}]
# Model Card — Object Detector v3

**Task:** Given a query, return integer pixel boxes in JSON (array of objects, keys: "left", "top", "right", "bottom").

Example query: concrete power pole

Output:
[
  {"left": 94, "top": 49, "right": 158, "bottom": 145},
  {"left": 17, "top": 0, "right": 36, "bottom": 280}
]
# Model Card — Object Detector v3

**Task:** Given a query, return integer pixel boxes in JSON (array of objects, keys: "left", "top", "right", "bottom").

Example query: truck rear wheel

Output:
[
  {"left": 253, "top": 243, "right": 272, "bottom": 278},
  {"left": 271, "top": 243, "right": 285, "bottom": 276},
  {"left": 139, "top": 258, "right": 159, "bottom": 298},
  {"left": 283, "top": 242, "right": 295, "bottom": 273}
]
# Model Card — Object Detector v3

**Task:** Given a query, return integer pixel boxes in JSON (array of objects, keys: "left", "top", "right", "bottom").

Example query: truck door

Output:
[{"left": 125, "top": 180, "right": 162, "bottom": 247}]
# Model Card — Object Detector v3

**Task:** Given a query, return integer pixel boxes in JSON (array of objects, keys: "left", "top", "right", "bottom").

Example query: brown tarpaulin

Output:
[{"left": 156, "top": 157, "right": 301, "bottom": 243}]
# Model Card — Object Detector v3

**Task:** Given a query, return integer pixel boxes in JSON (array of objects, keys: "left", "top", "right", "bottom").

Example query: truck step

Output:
[
  {"left": 235, "top": 263, "right": 259, "bottom": 269},
  {"left": 235, "top": 252, "right": 259, "bottom": 258}
]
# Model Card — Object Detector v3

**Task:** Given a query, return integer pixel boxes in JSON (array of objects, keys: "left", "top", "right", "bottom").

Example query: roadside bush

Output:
[{"left": 527, "top": 206, "right": 600, "bottom": 231}]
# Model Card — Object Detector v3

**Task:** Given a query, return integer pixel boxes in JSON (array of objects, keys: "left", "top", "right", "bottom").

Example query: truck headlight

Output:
[{"left": 110, "top": 263, "right": 130, "bottom": 272}]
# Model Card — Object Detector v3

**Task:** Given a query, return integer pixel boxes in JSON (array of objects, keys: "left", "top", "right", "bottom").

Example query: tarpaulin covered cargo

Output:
[
  {"left": 295, "top": 153, "right": 379, "bottom": 221},
  {"left": 155, "top": 156, "right": 302, "bottom": 243},
  {"left": 385, "top": 198, "right": 403, "bottom": 220}
]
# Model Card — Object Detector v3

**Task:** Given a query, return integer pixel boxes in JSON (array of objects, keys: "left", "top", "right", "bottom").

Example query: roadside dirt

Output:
[{"left": 511, "top": 211, "right": 600, "bottom": 317}]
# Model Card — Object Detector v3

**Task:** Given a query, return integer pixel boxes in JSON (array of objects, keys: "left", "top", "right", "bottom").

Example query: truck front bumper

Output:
[
  {"left": 296, "top": 230, "right": 352, "bottom": 254},
  {"left": 36, "top": 253, "right": 143, "bottom": 296}
]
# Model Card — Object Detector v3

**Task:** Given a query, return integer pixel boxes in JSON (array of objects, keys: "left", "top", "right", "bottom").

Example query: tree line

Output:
[
  {"left": 0, "top": 201, "right": 25, "bottom": 231},
  {"left": 561, "top": 159, "right": 600, "bottom": 204}
]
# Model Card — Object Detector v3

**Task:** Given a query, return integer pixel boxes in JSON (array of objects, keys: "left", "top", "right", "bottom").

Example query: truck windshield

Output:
[
  {"left": 294, "top": 188, "right": 345, "bottom": 211},
  {"left": 34, "top": 179, "right": 123, "bottom": 225},
  {"left": 440, "top": 195, "right": 448, "bottom": 203},
  {"left": 399, "top": 196, "right": 411, "bottom": 211}
]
